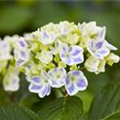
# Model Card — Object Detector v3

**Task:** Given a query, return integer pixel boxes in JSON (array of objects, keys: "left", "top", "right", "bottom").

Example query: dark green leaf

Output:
[
  {"left": 0, "top": 104, "right": 39, "bottom": 120},
  {"left": 88, "top": 77, "right": 120, "bottom": 120},
  {"left": 38, "top": 96, "right": 83, "bottom": 120},
  {"left": 101, "top": 109, "right": 120, "bottom": 120}
]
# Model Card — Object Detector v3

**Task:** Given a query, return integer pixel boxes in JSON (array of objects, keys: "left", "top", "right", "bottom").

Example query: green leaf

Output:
[
  {"left": 37, "top": 96, "right": 83, "bottom": 120},
  {"left": 101, "top": 109, "right": 120, "bottom": 120},
  {"left": 0, "top": 104, "right": 39, "bottom": 120},
  {"left": 88, "top": 77, "right": 120, "bottom": 120}
]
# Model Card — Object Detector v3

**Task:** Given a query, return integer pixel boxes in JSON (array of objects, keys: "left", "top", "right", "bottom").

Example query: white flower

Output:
[
  {"left": 16, "top": 37, "right": 28, "bottom": 49},
  {"left": 14, "top": 49, "right": 30, "bottom": 67},
  {"left": 39, "top": 50, "right": 53, "bottom": 64},
  {"left": 3, "top": 71, "right": 20, "bottom": 91},
  {"left": 48, "top": 67, "right": 66, "bottom": 88},
  {"left": 87, "top": 38, "right": 110, "bottom": 59},
  {"left": 78, "top": 22, "right": 106, "bottom": 39},
  {"left": 49, "top": 40, "right": 63, "bottom": 55},
  {"left": 106, "top": 53, "right": 120, "bottom": 66},
  {"left": 38, "top": 29, "right": 57, "bottom": 45},
  {"left": 3, "top": 35, "right": 20, "bottom": 48},
  {"left": 29, "top": 71, "right": 51, "bottom": 98},
  {"left": 58, "top": 21, "right": 78, "bottom": 35},
  {"left": 60, "top": 43, "right": 84, "bottom": 65},
  {"left": 84, "top": 55, "right": 106, "bottom": 74},
  {"left": 65, "top": 70, "right": 88, "bottom": 95},
  {"left": 0, "top": 40, "right": 12, "bottom": 60}
]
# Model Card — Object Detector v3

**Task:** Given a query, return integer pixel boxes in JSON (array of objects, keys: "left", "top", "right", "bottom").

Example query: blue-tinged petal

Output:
[
  {"left": 95, "top": 41, "right": 104, "bottom": 49},
  {"left": 29, "top": 83, "right": 43, "bottom": 93},
  {"left": 38, "top": 85, "right": 51, "bottom": 98},
  {"left": 66, "top": 58, "right": 75, "bottom": 65},
  {"left": 46, "top": 86, "right": 51, "bottom": 96},
  {"left": 95, "top": 48, "right": 110, "bottom": 59},
  {"left": 39, "top": 86, "right": 48, "bottom": 98},
  {"left": 17, "top": 37, "right": 28, "bottom": 48},
  {"left": 48, "top": 67, "right": 66, "bottom": 88},
  {"left": 76, "top": 77, "right": 88, "bottom": 91},
  {"left": 98, "top": 27, "right": 106, "bottom": 39},
  {"left": 105, "top": 41, "right": 117, "bottom": 50},
  {"left": 69, "top": 45, "right": 83, "bottom": 57},
  {"left": 66, "top": 83, "right": 78, "bottom": 96},
  {"left": 31, "top": 76, "right": 42, "bottom": 85}
]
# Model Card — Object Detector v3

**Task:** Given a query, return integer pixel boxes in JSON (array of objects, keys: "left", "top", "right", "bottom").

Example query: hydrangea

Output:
[
  {"left": 3, "top": 66, "right": 20, "bottom": 91},
  {"left": 65, "top": 70, "right": 88, "bottom": 95},
  {"left": 0, "top": 40, "right": 12, "bottom": 60},
  {"left": 28, "top": 71, "right": 51, "bottom": 98},
  {"left": 60, "top": 43, "right": 84, "bottom": 65},
  {"left": 0, "top": 21, "right": 119, "bottom": 98}
]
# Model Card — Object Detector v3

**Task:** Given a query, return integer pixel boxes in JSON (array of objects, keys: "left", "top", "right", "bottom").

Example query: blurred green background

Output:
[{"left": 0, "top": 1, "right": 120, "bottom": 112}]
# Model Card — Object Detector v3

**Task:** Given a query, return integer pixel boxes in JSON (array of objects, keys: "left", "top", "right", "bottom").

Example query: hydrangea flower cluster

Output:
[
  {"left": 0, "top": 21, "right": 119, "bottom": 98},
  {"left": 0, "top": 35, "right": 20, "bottom": 91},
  {"left": 13, "top": 21, "right": 119, "bottom": 98}
]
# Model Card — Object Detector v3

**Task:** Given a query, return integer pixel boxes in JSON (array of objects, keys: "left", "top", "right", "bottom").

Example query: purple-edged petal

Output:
[
  {"left": 17, "top": 37, "right": 28, "bottom": 48},
  {"left": 29, "top": 84, "right": 43, "bottom": 93},
  {"left": 95, "top": 41, "right": 104, "bottom": 49},
  {"left": 95, "top": 48, "right": 110, "bottom": 59},
  {"left": 76, "top": 77, "right": 88, "bottom": 91},
  {"left": 66, "top": 83, "right": 78, "bottom": 96},
  {"left": 69, "top": 45, "right": 83, "bottom": 57},
  {"left": 38, "top": 85, "right": 51, "bottom": 98},
  {"left": 105, "top": 41, "right": 117, "bottom": 50}
]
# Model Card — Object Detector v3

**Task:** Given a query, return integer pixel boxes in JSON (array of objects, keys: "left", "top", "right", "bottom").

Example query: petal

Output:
[
  {"left": 69, "top": 45, "right": 83, "bottom": 57},
  {"left": 66, "top": 58, "right": 75, "bottom": 65},
  {"left": 38, "top": 85, "right": 51, "bottom": 98},
  {"left": 98, "top": 27, "right": 106, "bottom": 39},
  {"left": 66, "top": 83, "right": 78, "bottom": 96},
  {"left": 95, "top": 48, "right": 110, "bottom": 59},
  {"left": 29, "top": 83, "right": 43, "bottom": 93},
  {"left": 76, "top": 76, "right": 88, "bottom": 91},
  {"left": 73, "top": 56, "right": 84, "bottom": 64},
  {"left": 95, "top": 41, "right": 104, "bottom": 49},
  {"left": 61, "top": 43, "right": 68, "bottom": 52},
  {"left": 105, "top": 41, "right": 117, "bottom": 50},
  {"left": 17, "top": 37, "right": 28, "bottom": 48},
  {"left": 31, "top": 76, "right": 42, "bottom": 85}
]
